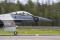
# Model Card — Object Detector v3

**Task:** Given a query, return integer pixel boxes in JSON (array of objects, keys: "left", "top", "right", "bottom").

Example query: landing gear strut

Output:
[{"left": 14, "top": 31, "right": 17, "bottom": 36}]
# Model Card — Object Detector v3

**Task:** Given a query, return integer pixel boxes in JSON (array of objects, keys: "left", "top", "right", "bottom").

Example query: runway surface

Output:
[
  {"left": 0, "top": 36, "right": 60, "bottom": 40},
  {"left": 18, "top": 26, "right": 60, "bottom": 29}
]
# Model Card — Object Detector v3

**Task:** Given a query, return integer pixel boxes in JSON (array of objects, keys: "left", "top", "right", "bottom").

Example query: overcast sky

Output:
[
  {"left": 15, "top": 0, "right": 60, "bottom": 4},
  {"left": 20, "top": 0, "right": 59, "bottom": 4},
  {"left": 0, "top": 0, "right": 59, "bottom": 4}
]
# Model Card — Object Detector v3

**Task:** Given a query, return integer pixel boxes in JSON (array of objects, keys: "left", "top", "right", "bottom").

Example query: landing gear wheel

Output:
[{"left": 14, "top": 31, "right": 17, "bottom": 36}]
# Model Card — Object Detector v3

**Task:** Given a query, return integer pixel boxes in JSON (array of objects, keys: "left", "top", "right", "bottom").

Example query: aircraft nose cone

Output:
[{"left": 38, "top": 17, "right": 53, "bottom": 22}]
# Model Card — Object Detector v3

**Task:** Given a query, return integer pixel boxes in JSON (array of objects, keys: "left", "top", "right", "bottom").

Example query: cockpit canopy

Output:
[{"left": 10, "top": 11, "right": 33, "bottom": 16}]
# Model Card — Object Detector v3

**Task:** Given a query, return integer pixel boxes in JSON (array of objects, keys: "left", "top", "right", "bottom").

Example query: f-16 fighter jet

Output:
[{"left": 0, "top": 11, "right": 52, "bottom": 32}]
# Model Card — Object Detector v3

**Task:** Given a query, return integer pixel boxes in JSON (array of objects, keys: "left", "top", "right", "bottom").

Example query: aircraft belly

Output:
[{"left": 14, "top": 20, "right": 34, "bottom": 26}]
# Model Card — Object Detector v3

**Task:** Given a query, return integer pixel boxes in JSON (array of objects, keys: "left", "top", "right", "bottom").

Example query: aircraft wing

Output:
[
  {"left": 3, "top": 20, "right": 16, "bottom": 32},
  {"left": 0, "top": 14, "right": 16, "bottom": 32},
  {"left": 0, "top": 14, "right": 14, "bottom": 20}
]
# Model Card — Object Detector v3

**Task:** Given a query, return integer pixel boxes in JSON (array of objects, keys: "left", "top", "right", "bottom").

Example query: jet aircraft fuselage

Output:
[{"left": 0, "top": 11, "right": 52, "bottom": 27}]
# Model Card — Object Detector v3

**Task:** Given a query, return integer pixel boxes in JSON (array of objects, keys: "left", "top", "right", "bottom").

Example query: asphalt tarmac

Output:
[{"left": 0, "top": 36, "right": 60, "bottom": 40}]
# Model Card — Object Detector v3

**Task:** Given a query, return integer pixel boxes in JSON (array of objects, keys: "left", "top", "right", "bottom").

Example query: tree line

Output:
[{"left": 0, "top": 0, "right": 60, "bottom": 26}]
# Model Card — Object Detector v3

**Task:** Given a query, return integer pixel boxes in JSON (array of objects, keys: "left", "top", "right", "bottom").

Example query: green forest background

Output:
[{"left": 0, "top": 0, "right": 60, "bottom": 26}]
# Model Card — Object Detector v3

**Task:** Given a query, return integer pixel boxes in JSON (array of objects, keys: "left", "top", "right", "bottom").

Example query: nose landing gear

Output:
[{"left": 14, "top": 31, "right": 17, "bottom": 36}]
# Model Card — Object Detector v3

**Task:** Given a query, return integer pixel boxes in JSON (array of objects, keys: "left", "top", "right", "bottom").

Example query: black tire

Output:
[{"left": 14, "top": 31, "right": 17, "bottom": 36}]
